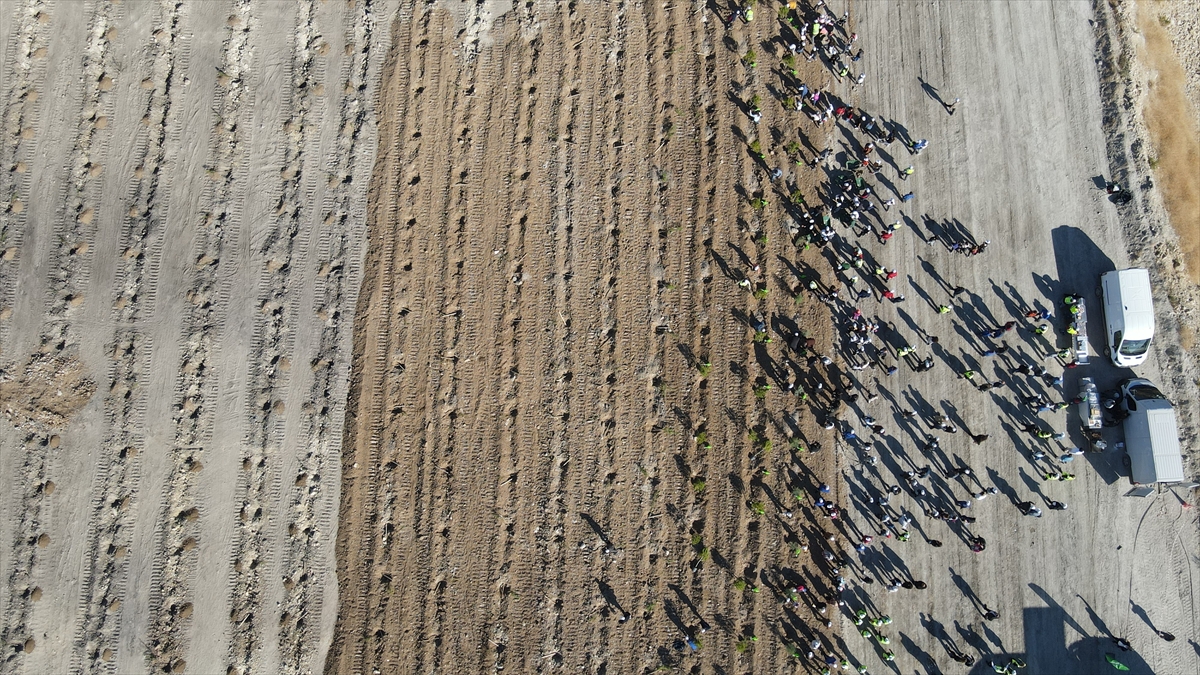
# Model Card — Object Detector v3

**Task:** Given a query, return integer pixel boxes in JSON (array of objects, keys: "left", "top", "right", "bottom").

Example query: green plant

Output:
[
  {"left": 785, "top": 140, "right": 801, "bottom": 155},
  {"left": 695, "top": 430, "right": 709, "bottom": 448},
  {"left": 782, "top": 53, "right": 796, "bottom": 71},
  {"left": 750, "top": 501, "right": 766, "bottom": 516},
  {"left": 732, "top": 578, "right": 747, "bottom": 591},
  {"left": 1159, "top": 14, "right": 1170, "bottom": 26},
  {"left": 789, "top": 438, "right": 805, "bottom": 452},
  {"left": 743, "top": 50, "right": 757, "bottom": 69},
  {"left": 690, "top": 533, "right": 703, "bottom": 546},
  {"left": 752, "top": 287, "right": 769, "bottom": 300},
  {"left": 761, "top": 439, "right": 772, "bottom": 455},
  {"left": 1149, "top": 155, "right": 1160, "bottom": 169},
  {"left": 698, "top": 546, "right": 710, "bottom": 561},
  {"left": 790, "top": 189, "right": 806, "bottom": 205},
  {"left": 748, "top": 140, "right": 763, "bottom": 157},
  {"left": 753, "top": 383, "right": 770, "bottom": 399},
  {"left": 749, "top": 94, "right": 762, "bottom": 111},
  {"left": 749, "top": 196, "right": 767, "bottom": 210},
  {"left": 783, "top": 96, "right": 796, "bottom": 111},
  {"left": 691, "top": 478, "right": 706, "bottom": 494},
  {"left": 748, "top": 429, "right": 761, "bottom": 444},
  {"left": 697, "top": 361, "right": 712, "bottom": 378},
  {"left": 736, "top": 639, "right": 750, "bottom": 653},
  {"left": 752, "top": 331, "right": 771, "bottom": 343}
]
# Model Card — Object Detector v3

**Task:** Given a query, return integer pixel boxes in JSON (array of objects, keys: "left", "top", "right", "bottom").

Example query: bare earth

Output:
[
  {"left": 0, "top": 0, "right": 396, "bottom": 673},
  {"left": 332, "top": 0, "right": 1200, "bottom": 674},
  {"left": 2, "top": 1, "right": 1198, "bottom": 675}
]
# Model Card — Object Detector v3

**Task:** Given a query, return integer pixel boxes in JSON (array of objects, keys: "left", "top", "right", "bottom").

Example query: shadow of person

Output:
[
  {"left": 918, "top": 76, "right": 945, "bottom": 105},
  {"left": 1076, "top": 594, "right": 1113, "bottom": 637}
]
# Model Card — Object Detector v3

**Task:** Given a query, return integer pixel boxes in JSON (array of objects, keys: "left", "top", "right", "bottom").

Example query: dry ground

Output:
[
  {"left": 333, "top": 1, "right": 1200, "bottom": 675},
  {"left": 329, "top": 1, "right": 846, "bottom": 673},
  {"left": 0, "top": 1, "right": 396, "bottom": 673},
  {"left": 2, "top": 1, "right": 1198, "bottom": 674}
]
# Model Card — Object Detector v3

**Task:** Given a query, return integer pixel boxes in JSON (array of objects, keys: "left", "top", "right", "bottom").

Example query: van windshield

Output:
[
  {"left": 1119, "top": 338, "right": 1151, "bottom": 357},
  {"left": 1128, "top": 384, "right": 1166, "bottom": 402}
]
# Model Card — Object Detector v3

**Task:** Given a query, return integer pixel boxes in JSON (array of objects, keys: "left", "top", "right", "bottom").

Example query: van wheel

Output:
[{"left": 1121, "top": 454, "right": 1131, "bottom": 467}]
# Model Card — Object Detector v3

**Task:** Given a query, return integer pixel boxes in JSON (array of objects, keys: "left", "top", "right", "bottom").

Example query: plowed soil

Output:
[{"left": 328, "top": 2, "right": 841, "bottom": 672}]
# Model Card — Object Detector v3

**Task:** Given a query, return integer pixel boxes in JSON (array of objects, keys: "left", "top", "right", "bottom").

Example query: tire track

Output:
[
  {"left": 325, "top": 3, "right": 425, "bottom": 672},
  {"left": 0, "top": 5, "right": 51, "bottom": 656},
  {"left": 0, "top": 0, "right": 52, "bottom": 346},
  {"left": 145, "top": 1, "right": 254, "bottom": 670},
  {"left": 1, "top": 0, "right": 119, "bottom": 665},
  {"left": 475, "top": 25, "right": 536, "bottom": 674},
  {"left": 225, "top": 0, "right": 319, "bottom": 669},
  {"left": 372, "top": 10, "right": 441, "bottom": 671},
  {"left": 70, "top": 2, "right": 183, "bottom": 671},
  {"left": 406, "top": 10, "right": 472, "bottom": 668},
  {"left": 276, "top": 0, "right": 383, "bottom": 670}
]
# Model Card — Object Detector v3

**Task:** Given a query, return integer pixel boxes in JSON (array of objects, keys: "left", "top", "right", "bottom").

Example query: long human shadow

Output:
[{"left": 918, "top": 76, "right": 946, "bottom": 105}]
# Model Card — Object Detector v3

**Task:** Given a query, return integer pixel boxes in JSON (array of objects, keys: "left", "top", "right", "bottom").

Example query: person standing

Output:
[{"left": 944, "top": 97, "right": 960, "bottom": 115}]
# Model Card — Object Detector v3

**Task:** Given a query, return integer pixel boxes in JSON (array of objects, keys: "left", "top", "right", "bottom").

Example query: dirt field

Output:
[
  {"left": 332, "top": 1, "right": 1200, "bottom": 674},
  {"left": 0, "top": 0, "right": 395, "bottom": 673},
  {"left": 328, "top": 1, "right": 845, "bottom": 672},
  {"left": 3, "top": 0, "right": 1198, "bottom": 674}
]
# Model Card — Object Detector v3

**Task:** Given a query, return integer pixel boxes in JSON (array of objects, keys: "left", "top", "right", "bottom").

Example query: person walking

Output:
[
  {"left": 944, "top": 97, "right": 960, "bottom": 115},
  {"left": 900, "top": 191, "right": 914, "bottom": 202},
  {"left": 982, "top": 605, "right": 1000, "bottom": 621},
  {"left": 900, "top": 165, "right": 914, "bottom": 180},
  {"left": 1046, "top": 499, "right": 1068, "bottom": 510}
]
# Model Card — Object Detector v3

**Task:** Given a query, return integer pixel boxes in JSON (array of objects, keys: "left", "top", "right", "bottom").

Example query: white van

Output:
[
  {"left": 1099, "top": 268, "right": 1155, "bottom": 368},
  {"left": 1119, "top": 378, "right": 1184, "bottom": 484}
]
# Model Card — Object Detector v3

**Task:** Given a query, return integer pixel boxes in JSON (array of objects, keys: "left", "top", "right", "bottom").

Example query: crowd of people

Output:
[{"left": 697, "top": 1, "right": 1159, "bottom": 672}]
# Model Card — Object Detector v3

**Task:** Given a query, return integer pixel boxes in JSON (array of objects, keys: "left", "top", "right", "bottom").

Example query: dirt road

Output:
[{"left": 0, "top": 1, "right": 395, "bottom": 673}]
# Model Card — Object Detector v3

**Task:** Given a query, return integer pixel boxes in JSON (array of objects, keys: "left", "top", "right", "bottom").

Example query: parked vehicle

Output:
[
  {"left": 1118, "top": 378, "right": 1184, "bottom": 484},
  {"left": 1099, "top": 269, "right": 1155, "bottom": 368}
]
